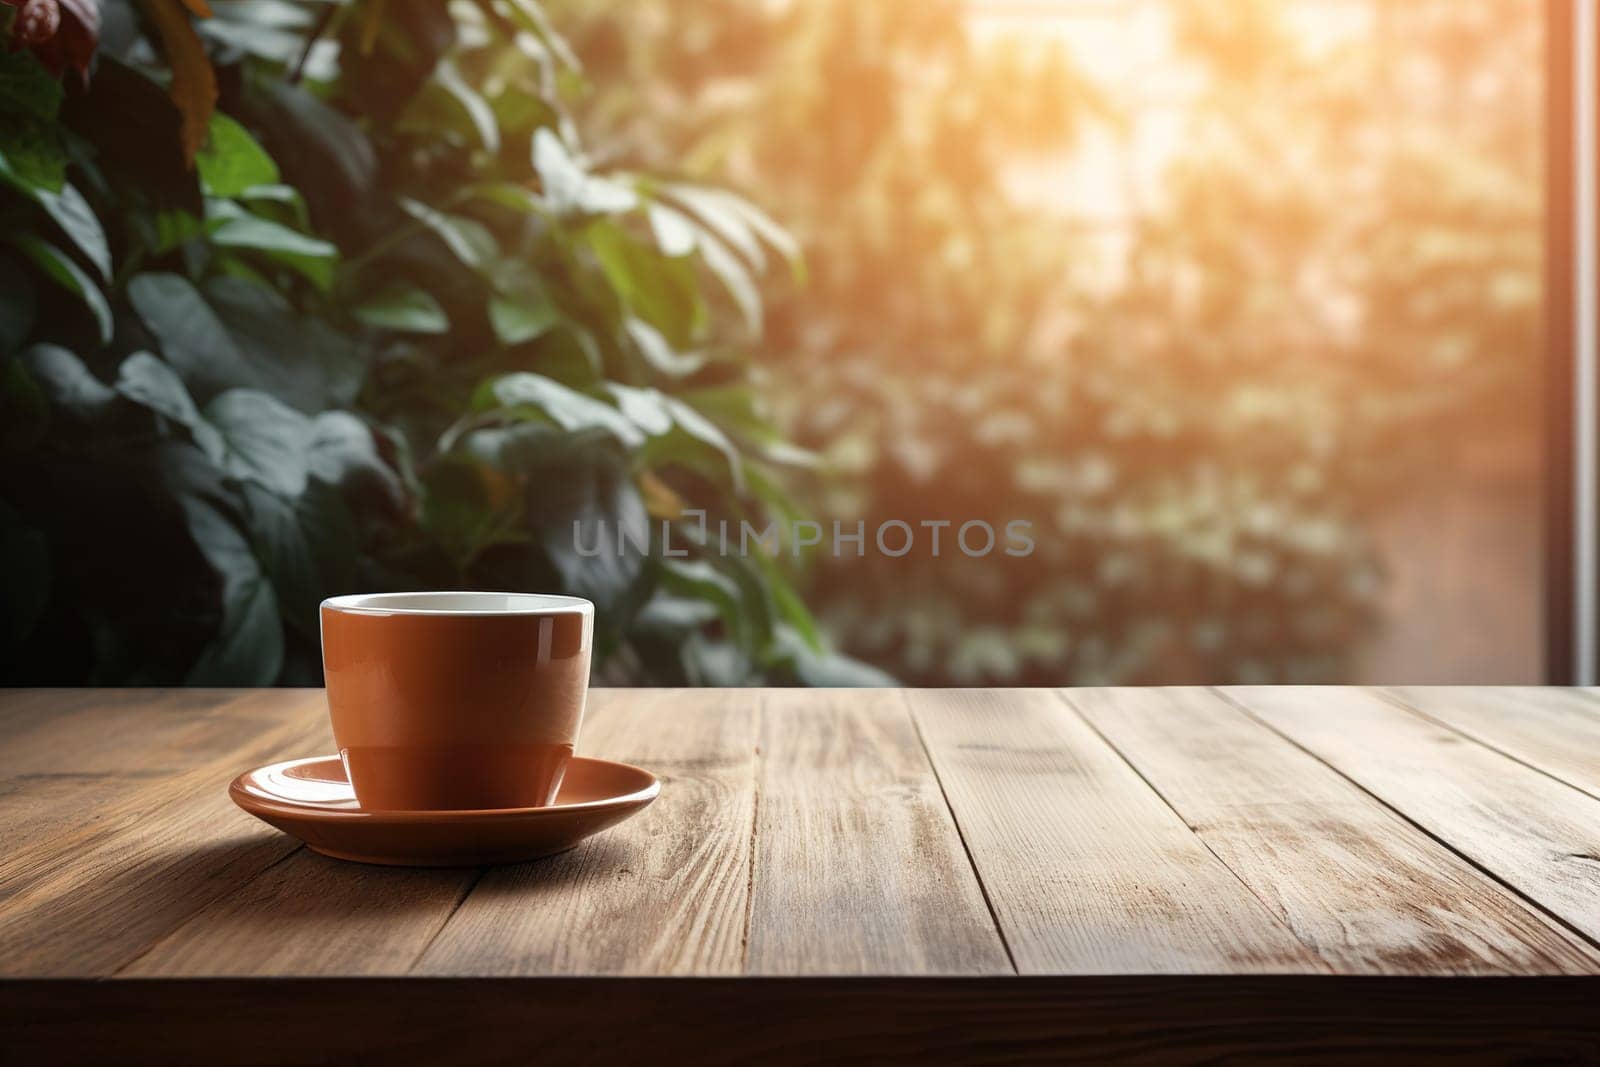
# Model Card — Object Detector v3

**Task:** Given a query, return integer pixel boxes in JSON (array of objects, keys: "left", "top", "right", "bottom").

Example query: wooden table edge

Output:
[{"left": 6, "top": 975, "right": 1597, "bottom": 1064}]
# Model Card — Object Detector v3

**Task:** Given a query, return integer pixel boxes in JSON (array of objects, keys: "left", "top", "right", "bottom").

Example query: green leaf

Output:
[
  {"left": 239, "top": 482, "right": 319, "bottom": 636},
  {"left": 115, "top": 350, "right": 227, "bottom": 461},
  {"left": 532, "top": 128, "right": 636, "bottom": 216},
  {"left": 501, "top": 0, "right": 582, "bottom": 71},
  {"left": 185, "top": 574, "right": 283, "bottom": 686},
  {"left": 140, "top": 209, "right": 211, "bottom": 256},
  {"left": 355, "top": 283, "right": 450, "bottom": 334},
  {"left": 197, "top": 112, "right": 281, "bottom": 198},
  {"left": 207, "top": 200, "right": 339, "bottom": 291},
  {"left": 524, "top": 441, "right": 650, "bottom": 617},
  {"left": 129, "top": 273, "right": 362, "bottom": 412},
  {"left": 156, "top": 445, "right": 283, "bottom": 686},
  {"left": 0, "top": 115, "right": 67, "bottom": 196},
  {"left": 0, "top": 51, "right": 64, "bottom": 121},
  {"left": 262, "top": 82, "right": 377, "bottom": 209},
  {"left": 203, "top": 388, "right": 314, "bottom": 498},
  {"left": 398, "top": 197, "right": 497, "bottom": 269},
  {"left": 761, "top": 562, "right": 823, "bottom": 650},
  {"left": 306, "top": 411, "right": 404, "bottom": 507},
  {"left": 605, "top": 382, "right": 674, "bottom": 436},
  {"left": 588, "top": 219, "right": 703, "bottom": 345},
  {"left": 488, "top": 372, "right": 644, "bottom": 446},
  {"left": 635, "top": 591, "right": 719, "bottom": 633},
  {"left": 18, "top": 344, "right": 115, "bottom": 421},
  {"left": 773, "top": 625, "right": 898, "bottom": 686},
  {"left": 647, "top": 202, "right": 698, "bottom": 258},
  {"left": 608, "top": 384, "right": 743, "bottom": 490},
  {"left": 678, "top": 382, "right": 775, "bottom": 440},
  {"left": 10, "top": 237, "right": 111, "bottom": 344},
  {"left": 722, "top": 192, "right": 804, "bottom": 278},
  {"left": 663, "top": 395, "right": 744, "bottom": 490},
  {"left": 696, "top": 231, "right": 762, "bottom": 337},
  {"left": 681, "top": 634, "right": 754, "bottom": 686},
  {"left": 129, "top": 273, "right": 237, "bottom": 399},
  {"left": 0, "top": 254, "right": 36, "bottom": 357},
  {"left": 489, "top": 294, "right": 561, "bottom": 346},
  {"left": 667, "top": 184, "right": 765, "bottom": 270},
  {"left": 625, "top": 317, "right": 704, "bottom": 377},
  {"left": 115, "top": 351, "right": 197, "bottom": 426},
  {"left": 533, "top": 323, "right": 605, "bottom": 381},
  {"left": 466, "top": 180, "right": 547, "bottom": 215},
  {"left": 34, "top": 183, "right": 112, "bottom": 281},
  {"left": 153, "top": 444, "right": 282, "bottom": 686},
  {"left": 237, "top": 183, "right": 310, "bottom": 228},
  {"left": 743, "top": 462, "right": 813, "bottom": 529},
  {"left": 240, "top": 479, "right": 360, "bottom": 643},
  {"left": 434, "top": 58, "right": 500, "bottom": 153},
  {"left": 421, "top": 451, "right": 522, "bottom": 562},
  {"left": 202, "top": 4, "right": 338, "bottom": 80},
  {"left": 659, "top": 557, "right": 754, "bottom": 652},
  {"left": 668, "top": 182, "right": 802, "bottom": 277}
]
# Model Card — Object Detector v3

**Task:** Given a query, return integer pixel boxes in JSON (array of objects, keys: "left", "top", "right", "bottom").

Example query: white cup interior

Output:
[{"left": 321, "top": 591, "right": 594, "bottom": 615}]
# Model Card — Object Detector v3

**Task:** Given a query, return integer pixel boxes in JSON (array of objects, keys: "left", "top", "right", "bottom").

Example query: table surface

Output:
[{"left": 4, "top": 686, "right": 1600, "bottom": 1062}]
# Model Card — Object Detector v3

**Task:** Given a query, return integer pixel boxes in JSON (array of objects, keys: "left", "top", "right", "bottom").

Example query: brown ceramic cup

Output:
[{"left": 320, "top": 592, "right": 594, "bottom": 811}]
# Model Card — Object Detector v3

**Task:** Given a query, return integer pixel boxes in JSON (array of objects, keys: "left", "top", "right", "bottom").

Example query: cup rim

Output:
[{"left": 320, "top": 591, "right": 594, "bottom": 617}]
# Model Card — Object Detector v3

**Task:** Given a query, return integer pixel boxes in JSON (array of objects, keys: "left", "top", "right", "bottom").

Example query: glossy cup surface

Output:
[{"left": 320, "top": 592, "right": 593, "bottom": 811}]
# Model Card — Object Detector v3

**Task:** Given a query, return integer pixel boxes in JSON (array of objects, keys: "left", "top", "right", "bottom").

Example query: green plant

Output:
[
  {"left": 555, "top": 0, "right": 1537, "bottom": 685},
  {"left": 0, "top": 0, "right": 887, "bottom": 685}
]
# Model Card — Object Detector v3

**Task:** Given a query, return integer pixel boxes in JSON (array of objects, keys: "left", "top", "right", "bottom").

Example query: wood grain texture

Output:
[
  {"left": 119, "top": 850, "right": 472, "bottom": 977},
  {"left": 1068, "top": 687, "right": 1599, "bottom": 974},
  {"left": 0, "top": 689, "right": 264, "bottom": 776},
  {"left": 10, "top": 976, "right": 1598, "bottom": 1066},
  {"left": 1386, "top": 686, "right": 1600, "bottom": 799},
  {"left": 413, "top": 688, "right": 759, "bottom": 976},
  {"left": 0, "top": 691, "right": 295, "bottom": 878},
  {"left": 0, "top": 689, "right": 329, "bottom": 976},
  {"left": 907, "top": 688, "right": 1322, "bottom": 974},
  {"left": 1229, "top": 686, "right": 1600, "bottom": 946},
  {"left": 0, "top": 691, "right": 327, "bottom": 882},
  {"left": 746, "top": 689, "right": 1010, "bottom": 975},
  {"left": 3, "top": 685, "right": 1599, "bottom": 1002}
]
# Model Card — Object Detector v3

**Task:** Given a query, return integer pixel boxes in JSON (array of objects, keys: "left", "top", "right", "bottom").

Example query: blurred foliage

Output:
[
  {"left": 553, "top": 0, "right": 1540, "bottom": 684},
  {"left": 0, "top": 0, "right": 889, "bottom": 685}
]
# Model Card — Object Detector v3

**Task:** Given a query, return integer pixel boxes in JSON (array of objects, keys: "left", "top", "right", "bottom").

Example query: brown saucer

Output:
[{"left": 230, "top": 755, "right": 659, "bottom": 867}]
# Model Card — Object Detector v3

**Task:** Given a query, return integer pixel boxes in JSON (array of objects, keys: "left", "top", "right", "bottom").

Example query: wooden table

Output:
[{"left": 3, "top": 687, "right": 1599, "bottom": 1064}]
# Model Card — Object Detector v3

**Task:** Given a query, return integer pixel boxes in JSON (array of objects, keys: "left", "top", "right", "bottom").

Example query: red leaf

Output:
[
  {"left": 6, "top": 0, "right": 98, "bottom": 78},
  {"left": 16, "top": 0, "right": 60, "bottom": 45}
]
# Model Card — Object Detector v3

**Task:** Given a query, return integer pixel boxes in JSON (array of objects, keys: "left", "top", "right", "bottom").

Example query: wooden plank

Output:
[
  {"left": 13, "top": 976, "right": 1599, "bottom": 1065},
  {"left": 0, "top": 690, "right": 329, "bottom": 976},
  {"left": 0, "top": 691, "right": 263, "bottom": 891},
  {"left": 413, "top": 689, "right": 759, "bottom": 976},
  {"left": 1229, "top": 686, "right": 1600, "bottom": 947},
  {"left": 0, "top": 689, "right": 325, "bottom": 874},
  {"left": 745, "top": 689, "right": 1010, "bottom": 975},
  {"left": 1069, "top": 687, "right": 1598, "bottom": 975},
  {"left": 0, "top": 689, "right": 263, "bottom": 777},
  {"left": 907, "top": 688, "right": 1322, "bottom": 974},
  {"left": 119, "top": 852, "right": 472, "bottom": 977},
  {"left": 1386, "top": 687, "right": 1600, "bottom": 800},
  {"left": 0, "top": 690, "right": 329, "bottom": 895},
  {"left": 0, "top": 694, "right": 324, "bottom": 902}
]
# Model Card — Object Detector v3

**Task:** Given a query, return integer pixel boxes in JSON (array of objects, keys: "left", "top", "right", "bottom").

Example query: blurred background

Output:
[{"left": 0, "top": 0, "right": 1545, "bottom": 687}]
